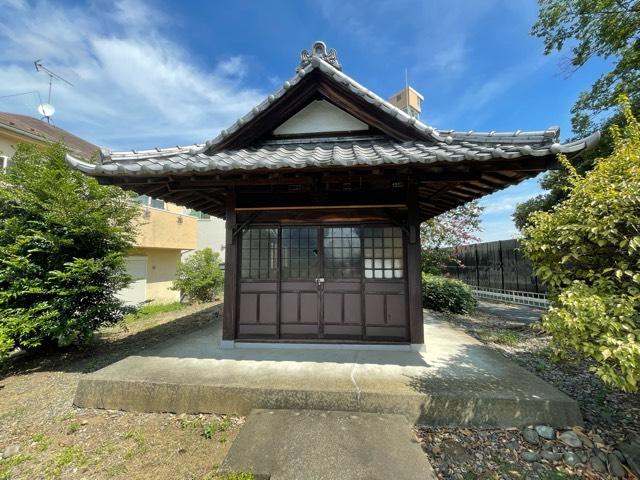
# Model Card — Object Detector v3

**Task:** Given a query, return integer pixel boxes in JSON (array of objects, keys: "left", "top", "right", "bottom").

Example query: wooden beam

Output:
[
  {"left": 406, "top": 179, "right": 424, "bottom": 346},
  {"left": 222, "top": 188, "right": 238, "bottom": 341},
  {"left": 235, "top": 204, "right": 406, "bottom": 212}
]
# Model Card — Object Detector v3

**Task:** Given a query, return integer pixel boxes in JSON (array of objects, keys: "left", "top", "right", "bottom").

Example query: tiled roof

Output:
[
  {"left": 65, "top": 40, "right": 600, "bottom": 176},
  {"left": 0, "top": 112, "right": 99, "bottom": 159},
  {"left": 66, "top": 132, "right": 601, "bottom": 177}
]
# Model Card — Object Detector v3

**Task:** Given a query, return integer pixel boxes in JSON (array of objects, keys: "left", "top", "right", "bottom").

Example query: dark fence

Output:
[{"left": 443, "top": 239, "right": 546, "bottom": 294}]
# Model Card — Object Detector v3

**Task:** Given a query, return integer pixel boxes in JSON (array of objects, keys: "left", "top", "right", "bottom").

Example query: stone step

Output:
[{"left": 219, "top": 409, "right": 436, "bottom": 480}]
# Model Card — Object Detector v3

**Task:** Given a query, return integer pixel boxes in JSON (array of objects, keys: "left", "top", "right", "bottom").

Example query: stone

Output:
[
  {"left": 590, "top": 456, "right": 607, "bottom": 474},
  {"left": 522, "top": 427, "right": 540, "bottom": 445},
  {"left": 563, "top": 452, "right": 581, "bottom": 466},
  {"left": 534, "top": 425, "right": 555, "bottom": 440},
  {"left": 593, "top": 448, "right": 607, "bottom": 463},
  {"left": 559, "top": 431, "right": 582, "bottom": 448},
  {"left": 541, "top": 451, "right": 563, "bottom": 462},
  {"left": 592, "top": 434, "right": 605, "bottom": 447},
  {"left": 617, "top": 433, "right": 640, "bottom": 478},
  {"left": 505, "top": 441, "right": 519, "bottom": 451},
  {"left": 607, "top": 453, "right": 626, "bottom": 478},
  {"left": 522, "top": 451, "right": 540, "bottom": 462},
  {"left": 2, "top": 444, "right": 20, "bottom": 459}
]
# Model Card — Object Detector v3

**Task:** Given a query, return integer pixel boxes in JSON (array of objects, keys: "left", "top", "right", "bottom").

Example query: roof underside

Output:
[{"left": 66, "top": 42, "right": 600, "bottom": 221}]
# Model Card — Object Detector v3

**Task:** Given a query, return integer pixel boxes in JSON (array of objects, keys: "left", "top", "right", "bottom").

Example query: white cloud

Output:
[{"left": 0, "top": 0, "right": 266, "bottom": 150}]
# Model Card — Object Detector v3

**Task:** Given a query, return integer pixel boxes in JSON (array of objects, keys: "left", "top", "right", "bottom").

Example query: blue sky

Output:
[{"left": 0, "top": 0, "right": 609, "bottom": 241}]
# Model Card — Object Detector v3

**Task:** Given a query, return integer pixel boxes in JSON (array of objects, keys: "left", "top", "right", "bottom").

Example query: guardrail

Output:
[{"left": 471, "top": 287, "right": 549, "bottom": 309}]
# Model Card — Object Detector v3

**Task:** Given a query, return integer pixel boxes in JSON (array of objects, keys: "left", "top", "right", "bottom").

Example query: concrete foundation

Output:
[{"left": 74, "top": 312, "right": 583, "bottom": 427}]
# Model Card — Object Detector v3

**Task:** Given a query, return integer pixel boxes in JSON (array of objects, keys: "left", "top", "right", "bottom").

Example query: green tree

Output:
[
  {"left": 521, "top": 99, "right": 640, "bottom": 392},
  {"left": 0, "top": 143, "right": 139, "bottom": 358},
  {"left": 420, "top": 201, "right": 483, "bottom": 274},
  {"left": 172, "top": 248, "right": 224, "bottom": 303},
  {"left": 515, "top": 0, "right": 640, "bottom": 229}
]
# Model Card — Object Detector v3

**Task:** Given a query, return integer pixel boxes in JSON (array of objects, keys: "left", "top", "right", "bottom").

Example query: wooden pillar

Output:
[
  {"left": 406, "top": 180, "right": 424, "bottom": 346},
  {"left": 222, "top": 188, "right": 237, "bottom": 341}
]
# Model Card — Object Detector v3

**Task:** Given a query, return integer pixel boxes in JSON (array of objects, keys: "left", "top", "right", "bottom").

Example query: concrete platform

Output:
[
  {"left": 74, "top": 312, "right": 583, "bottom": 427},
  {"left": 220, "top": 409, "right": 435, "bottom": 480}
]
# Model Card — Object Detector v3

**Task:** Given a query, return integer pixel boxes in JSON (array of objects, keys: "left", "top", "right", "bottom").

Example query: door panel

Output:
[
  {"left": 238, "top": 227, "right": 278, "bottom": 338},
  {"left": 362, "top": 226, "right": 408, "bottom": 340},
  {"left": 321, "top": 227, "right": 363, "bottom": 338},
  {"left": 279, "top": 226, "right": 320, "bottom": 338}
]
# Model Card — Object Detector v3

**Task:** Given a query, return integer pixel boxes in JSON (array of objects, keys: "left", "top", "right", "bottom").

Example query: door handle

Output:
[{"left": 316, "top": 278, "right": 325, "bottom": 286}]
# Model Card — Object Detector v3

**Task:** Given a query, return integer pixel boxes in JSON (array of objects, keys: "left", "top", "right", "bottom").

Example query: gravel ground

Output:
[
  {"left": 0, "top": 302, "right": 245, "bottom": 480},
  {"left": 417, "top": 305, "right": 640, "bottom": 480}
]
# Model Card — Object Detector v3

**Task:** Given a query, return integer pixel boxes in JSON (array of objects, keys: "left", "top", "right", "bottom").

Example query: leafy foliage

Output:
[
  {"left": 521, "top": 99, "right": 640, "bottom": 391},
  {"left": 513, "top": 98, "right": 637, "bottom": 229},
  {"left": 421, "top": 273, "right": 477, "bottom": 314},
  {"left": 515, "top": 0, "right": 640, "bottom": 229},
  {"left": 0, "top": 143, "right": 138, "bottom": 359},
  {"left": 532, "top": 0, "right": 640, "bottom": 134},
  {"left": 420, "top": 201, "right": 483, "bottom": 274},
  {"left": 172, "top": 248, "right": 224, "bottom": 303}
]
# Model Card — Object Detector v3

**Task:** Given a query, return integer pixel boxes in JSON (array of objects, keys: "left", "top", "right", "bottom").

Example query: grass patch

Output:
[
  {"left": 122, "top": 301, "right": 187, "bottom": 325},
  {"left": 202, "top": 417, "right": 232, "bottom": 440},
  {"left": 474, "top": 329, "right": 522, "bottom": 346},
  {"left": 32, "top": 432, "right": 49, "bottom": 451},
  {"left": 180, "top": 416, "right": 233, "bottom": 442},
  {"left": 205, "top": 472, "right": 254, "bottom": 480},
  {"left": 124, "top": 428, "right": 147, "bottom": 459},
  {"left": 0, "top": 453, "right": 32, "bottom": 478},
  {"left": 66, "top": 421, "right": 80, "bottom": 434},
  {"left": 46, "top": 446, "right": 87, "bottom": 479}
]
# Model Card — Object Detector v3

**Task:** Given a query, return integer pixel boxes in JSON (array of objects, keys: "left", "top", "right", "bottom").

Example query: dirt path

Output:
[{"left": 0, "top": 303, "right": 243, "bottom": 480}]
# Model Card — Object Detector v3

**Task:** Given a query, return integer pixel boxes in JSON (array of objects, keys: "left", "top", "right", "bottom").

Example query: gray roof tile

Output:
[{"left": 66, "top": 132, "right": 601, "bottom": 177}]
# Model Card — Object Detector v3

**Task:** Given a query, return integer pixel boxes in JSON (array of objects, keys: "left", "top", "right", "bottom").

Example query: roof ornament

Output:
[{"left": 297, "top": 41, "right": 341, "bottom": 72}]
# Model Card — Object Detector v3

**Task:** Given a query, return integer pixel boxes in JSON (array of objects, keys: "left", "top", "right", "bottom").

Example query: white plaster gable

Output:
[{"left": 273, "top": 100, "right": 369, "bottom": 136}]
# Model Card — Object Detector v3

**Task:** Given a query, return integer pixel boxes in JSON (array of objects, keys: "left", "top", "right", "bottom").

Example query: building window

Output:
[
  {"left": 323, "top": 227, "right": 361, "bottom": 279},
  {"left": 281, "top": 227, "right": 318, "bottom": 280},
  {"left": 183, "top": 208, "right": 210, "bottom": 219},
  {"left": 363, "top": 227, "right": 403, "bottom": 279},
  {"left": 134, "top": 194, "right": 165, "bottom": 210},
  {"left": 240, "top": 227, "right": 278, "bottom": 280}
]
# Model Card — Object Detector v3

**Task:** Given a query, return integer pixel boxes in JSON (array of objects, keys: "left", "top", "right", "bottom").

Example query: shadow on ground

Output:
[{"left": 0, "top": 304, "right": 222, "bottom": 381}]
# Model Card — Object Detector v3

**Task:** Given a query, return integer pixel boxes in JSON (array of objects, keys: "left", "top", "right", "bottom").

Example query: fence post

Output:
[
  {"left": 474, "top": 243, "right": 480, "bottom": 287},
  {"left": 499, "top": 240, "right": 505, "bottom": 291}
]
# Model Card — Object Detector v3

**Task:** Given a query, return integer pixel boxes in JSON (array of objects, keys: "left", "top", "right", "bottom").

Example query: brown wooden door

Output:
[
  {"left": 321, "top": 227, "right": 363, "bottom": 339},
  {"left": 238, "top": 225, "right": 408, "bottom": 342},
  {"left": 279, "top": 227, "right": 321, "bottom": 338},
  {"left": 362, "top": 227, "right": 408, "bottom": 340}
]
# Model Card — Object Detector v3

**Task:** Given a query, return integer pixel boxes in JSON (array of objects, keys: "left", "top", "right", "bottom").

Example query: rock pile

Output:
[
  {"left": 519, "top": 425, "right": 638, "bottom": 478},
  {"left": 418, "top": 425, "right": 639, "bottom": 479}
]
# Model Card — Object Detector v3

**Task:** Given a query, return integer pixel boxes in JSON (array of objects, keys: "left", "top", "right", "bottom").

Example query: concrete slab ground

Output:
[
  {"left": 219, "top": 409, "right": 436, "bottom": 480},
  {"left": 74, "top": 312, "right": 582, "bottom": 427}
]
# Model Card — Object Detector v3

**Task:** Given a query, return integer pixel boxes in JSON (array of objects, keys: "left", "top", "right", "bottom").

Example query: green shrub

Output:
[
  {"left": 172, "top": 248, "right": 224, "bottom": 303},
  {"left": 421, "top": 273, "right": 477, "bottom": 314},
  {"left": 522, "top": 98, "right": 640, "bottom": 392},
  {"left": 0, "top": 143, "right": 138, "bottom": 359}
]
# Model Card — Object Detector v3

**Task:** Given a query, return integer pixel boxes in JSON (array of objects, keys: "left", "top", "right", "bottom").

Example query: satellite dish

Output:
[{"left": 37, "top": 103, "right": 55, "bottom": 118}]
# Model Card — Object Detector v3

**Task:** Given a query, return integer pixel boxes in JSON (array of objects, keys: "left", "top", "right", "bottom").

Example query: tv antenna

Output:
[{"left": 33, "top": 60, "right": 73, "bottom": 123}]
